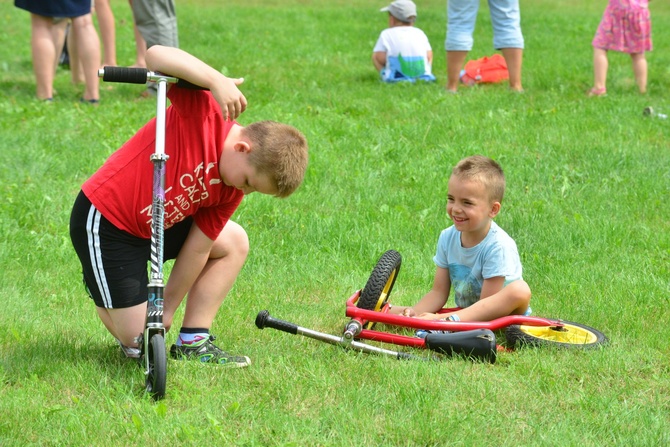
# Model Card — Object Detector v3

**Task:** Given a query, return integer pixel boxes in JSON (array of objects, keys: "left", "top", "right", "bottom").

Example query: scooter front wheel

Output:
[
  {"left": 145, "top": 333, "right": 167, "bottom": 400},
  {"left": 505, "top": 320, "right": 608, "bottom": 349}
]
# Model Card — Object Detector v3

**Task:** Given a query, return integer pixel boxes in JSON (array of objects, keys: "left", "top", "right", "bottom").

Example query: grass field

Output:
[{"left": 1, "top": 0, "right": 669, "bottom": 445}]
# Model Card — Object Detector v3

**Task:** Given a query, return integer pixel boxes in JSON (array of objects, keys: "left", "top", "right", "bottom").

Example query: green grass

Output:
[{"left": 1, "top": 0, "right": 670, "bottom": 445}]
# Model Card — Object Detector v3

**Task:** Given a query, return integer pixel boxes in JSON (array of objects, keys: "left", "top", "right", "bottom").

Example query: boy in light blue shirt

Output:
[{"left": 390, "top": 155, "right": 531, "bottom": 322}]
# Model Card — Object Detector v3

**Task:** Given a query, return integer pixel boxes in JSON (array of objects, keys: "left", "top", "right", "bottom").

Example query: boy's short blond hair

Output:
[
  {"left": 242, "top": 121, "right": 309, "bottom": 198},
  {"left": 451, "top": 155, "right": 506, "bottom": 203}
]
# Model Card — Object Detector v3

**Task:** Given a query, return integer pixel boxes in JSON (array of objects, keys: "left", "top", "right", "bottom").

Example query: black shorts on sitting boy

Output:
[{"left": 70, "top": 46, "right": 309, "bottom": 366}]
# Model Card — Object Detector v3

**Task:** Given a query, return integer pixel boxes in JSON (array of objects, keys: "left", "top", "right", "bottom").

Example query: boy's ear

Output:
[
  {"left": 233, "top": 140, "right": 251, "bottom": 153},
  {"left": 489, "top": 201, "right": 501, "bottom": 218}
]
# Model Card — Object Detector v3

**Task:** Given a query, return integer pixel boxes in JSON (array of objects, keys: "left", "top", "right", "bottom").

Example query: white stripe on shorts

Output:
[{"left": 86, "top": 205, "right": 113, "bottom": 308}]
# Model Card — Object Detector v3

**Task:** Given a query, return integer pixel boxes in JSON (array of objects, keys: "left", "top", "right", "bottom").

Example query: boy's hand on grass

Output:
[{"left": 213, "top": 76, "right": 247, "bottom": 121}]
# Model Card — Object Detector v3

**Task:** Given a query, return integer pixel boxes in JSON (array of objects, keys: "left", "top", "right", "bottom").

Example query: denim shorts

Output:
[{"left": 445, "top": 0, "right": 524, "bottom": 51}]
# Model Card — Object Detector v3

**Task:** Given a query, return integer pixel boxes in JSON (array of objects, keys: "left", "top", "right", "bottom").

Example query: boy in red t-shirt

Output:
[{"left": 70, "top": 46, "right": 309, "bottom": 366}]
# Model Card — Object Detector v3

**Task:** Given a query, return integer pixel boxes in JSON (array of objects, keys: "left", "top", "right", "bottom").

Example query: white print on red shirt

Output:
[{"left": 140, "top": 162, "right": 220, "bottom": 229}]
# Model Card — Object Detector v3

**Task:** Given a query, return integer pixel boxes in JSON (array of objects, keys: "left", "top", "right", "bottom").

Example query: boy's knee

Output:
[
  {"left": 230, "top": 225, "right": 249, "bottom": 258},
  {"left": 216, "top": 222, "right": 249, "bottom": 260},
  {"left": 510, "top": 279, "right": 531, "bottom": 304}
]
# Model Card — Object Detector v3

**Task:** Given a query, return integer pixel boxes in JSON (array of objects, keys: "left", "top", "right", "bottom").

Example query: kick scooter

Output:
[{"left": 97, "top": 67, "right": 186, "bottom": 399}]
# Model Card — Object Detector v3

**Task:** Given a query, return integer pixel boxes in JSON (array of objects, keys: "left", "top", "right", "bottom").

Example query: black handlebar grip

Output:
[
  {"left": 101, "top": 66, "right": 149, "bottom": 84},
  {"left": 255, "top": 311, "right": 298, "bottom": 335},
  {"left": 424, "top": 329, "right": 497, "bottom": 363}
]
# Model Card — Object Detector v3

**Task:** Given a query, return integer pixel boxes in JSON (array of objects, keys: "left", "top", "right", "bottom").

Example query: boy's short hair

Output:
[
  {"left": 243, "top": 121, "right": 309, "bottom": 198},
  {"left": 451, "top": 155, "right": 506, "bottom": 203}
]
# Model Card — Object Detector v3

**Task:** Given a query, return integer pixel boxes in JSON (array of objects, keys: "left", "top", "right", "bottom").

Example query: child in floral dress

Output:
[{"left": 589, "top": 0, "right": 652, "bottom": 96}]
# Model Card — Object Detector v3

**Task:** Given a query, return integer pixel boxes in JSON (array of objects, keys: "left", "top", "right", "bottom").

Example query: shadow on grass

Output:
[{"left": 0, "top": 332, "right": 141, "bottom": 387}]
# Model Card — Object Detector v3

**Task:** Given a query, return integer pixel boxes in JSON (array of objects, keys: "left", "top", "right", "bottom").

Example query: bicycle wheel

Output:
[
  {"left": 358, "top": 250, "right": 402, "bottom": 329},
  {"left": 505, "top": 320, "right": 608, "bottom": 349},
  {"left": 145, "top": 333, "right": 167, "bottom": 400}
]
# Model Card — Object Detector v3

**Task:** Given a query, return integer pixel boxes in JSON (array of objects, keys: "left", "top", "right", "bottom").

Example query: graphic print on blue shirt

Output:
[{"left": 449, "top": 263, "right": 482, "bottom": 308}]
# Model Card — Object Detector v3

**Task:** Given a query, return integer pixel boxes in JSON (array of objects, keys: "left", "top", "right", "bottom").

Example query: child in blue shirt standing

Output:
[{"left": 390, "top": 155, "right": 531, "bottom": 322}]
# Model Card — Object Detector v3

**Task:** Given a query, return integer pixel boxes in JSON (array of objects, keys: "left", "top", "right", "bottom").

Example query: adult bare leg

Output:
[
  {"left": 501, "top": 47, "right": 523, "bottom": 91},
  {"left": 70, "top": 13, "right": 101, "bottom": 101},
  {"left": 94, "top": 0, "right": 117, "bottom": 66},
  {"left": 446, "top": 50, "right": 468, "bottom": 92},
  {"left": 29, "top": 14, "right": 64, "bottom": 99}
]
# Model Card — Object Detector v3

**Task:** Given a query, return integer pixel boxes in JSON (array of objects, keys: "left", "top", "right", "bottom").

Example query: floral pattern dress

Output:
[{"left": 592, "top": 0, "right": 652, "bottom": 53}]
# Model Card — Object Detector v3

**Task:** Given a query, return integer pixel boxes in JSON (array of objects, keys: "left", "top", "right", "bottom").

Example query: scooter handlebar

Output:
[
  {"left": 100, "top": 66, "right": 150, "bottom": 84},
  {"left": 98, "top": 67, "right": 207, "bottom": 90}
]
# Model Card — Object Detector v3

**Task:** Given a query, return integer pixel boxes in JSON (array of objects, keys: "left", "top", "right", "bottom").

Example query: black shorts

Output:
[{"left": 69, "top": 191, "right": 192, "bottom": 309}]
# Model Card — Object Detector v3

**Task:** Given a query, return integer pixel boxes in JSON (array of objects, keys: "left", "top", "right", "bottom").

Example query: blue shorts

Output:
[
  {"left": 69, "top": 191, "right": 192, "bottom": 309},
  {"left": 445, "top": 0, "right": 524, "bottom": 51}
]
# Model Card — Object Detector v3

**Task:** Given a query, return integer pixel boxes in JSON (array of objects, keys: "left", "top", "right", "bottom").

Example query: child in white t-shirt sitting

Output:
[{"left": 372, "top": 0, "right": 436, "bottom": 83}]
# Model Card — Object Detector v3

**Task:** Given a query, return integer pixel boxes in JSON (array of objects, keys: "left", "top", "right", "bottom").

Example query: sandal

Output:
[
  {"left": 588, "top": 87, "right": 606, "bottom": 97},
  {"left": 80, "top": 98, "right": 100, "bottom": 105}
]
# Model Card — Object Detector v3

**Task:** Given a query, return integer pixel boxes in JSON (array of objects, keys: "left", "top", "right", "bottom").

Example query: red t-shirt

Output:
[{"left": 82, "top": 86, "right": 244, "bottom": 240}]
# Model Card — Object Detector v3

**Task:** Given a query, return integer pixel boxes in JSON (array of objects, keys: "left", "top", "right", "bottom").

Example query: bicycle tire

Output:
[
  {"left": 505, "top": 320, "right": 608, "bottom": 349},
  {"left": 358, "top": 250, "right": 402, "bottom": 329}
]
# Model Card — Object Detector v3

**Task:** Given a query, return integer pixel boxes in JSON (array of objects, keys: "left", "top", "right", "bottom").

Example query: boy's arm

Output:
[
  {"left": 372, "top": 51, "right": 386, "bottom": 72},
  {"left": 144, "top": 45, "right": 247, "bottom": 120},
  {"left": 480, "top": 276, "right": 505, "bottom": 299},
  {"left": 163, "top": 224, "right": 214, "bottom": 318},
  {"left": 389, "top": 267, "right": 450, "bottom": 318}
]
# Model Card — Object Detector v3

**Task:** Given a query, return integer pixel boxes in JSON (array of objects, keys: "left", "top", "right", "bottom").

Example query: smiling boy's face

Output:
[{"left": 446, "top": 175, "right": 500, "bottom": 245}]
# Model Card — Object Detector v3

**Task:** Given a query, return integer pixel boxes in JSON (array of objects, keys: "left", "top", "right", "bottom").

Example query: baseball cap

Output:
[{"left": 380, "top": 0, "right": 417, "bottom": 22}]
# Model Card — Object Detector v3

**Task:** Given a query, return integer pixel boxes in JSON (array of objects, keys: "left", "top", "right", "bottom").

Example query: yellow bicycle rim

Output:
[
  {"left": 519, "top": 323, "right": 598, "bottom": 344},
  {"left": 373, "top": 269, "right": 398, "bottom": 311}
]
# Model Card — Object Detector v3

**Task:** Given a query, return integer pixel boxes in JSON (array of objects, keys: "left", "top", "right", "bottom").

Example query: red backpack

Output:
[{"left": 460, "top": 54, "right": 509, "bottom": 85}]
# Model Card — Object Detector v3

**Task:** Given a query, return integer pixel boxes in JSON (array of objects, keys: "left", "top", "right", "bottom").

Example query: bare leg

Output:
[
  {"left": 132, "top": 24, "right": 147, "bottom": 67},
  {"left": 163, "top": 221, "right": 249, "bottom": 331},
  {"left": 96, "top": 304, "right": 147, "bottom": 347},
  {"left": 70, "top": 14, "right": 101, "bottom": 101},
  {"left": 501, "top": 47, "right": 523, "bottom": 91},
  {"left": 29, "top": 14, "right": 64, "bottom": 99},
  {"left": 445, "top": 280, "right": 531, "bottom": 322},
  {"left": 592, "top": 47, "right": 608, "bottom": 91},
  {"left": 51, "top": 19, "right": 68, "bottom": 73},
  {"left": 66, "top": 24, "right": 85, "bottom": 85},
  {"left": 127, "top": 0, "right": 147, "bottom": 67},
  {"left": 446, "top": 50, "right": 468, "bottom": 92},
  {"left": 630, "top": 52, "right": 647, "bottom": 94},
  {"left": 94, "top": 0, "right": 117, "bottom": 66}
]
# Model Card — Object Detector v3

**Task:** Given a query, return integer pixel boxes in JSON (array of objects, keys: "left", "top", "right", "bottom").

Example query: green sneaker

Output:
[{"left": 170, "top": 335, "right": 251, "bottom": 367}]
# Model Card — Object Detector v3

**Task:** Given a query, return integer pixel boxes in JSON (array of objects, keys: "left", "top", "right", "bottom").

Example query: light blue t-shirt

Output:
[{"left": 433, "top": 221, "right": 523, "bottom": 308}]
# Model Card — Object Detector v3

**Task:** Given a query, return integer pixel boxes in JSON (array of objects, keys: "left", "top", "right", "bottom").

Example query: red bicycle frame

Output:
[{"left": 345, "top": 290, "right": 566, "bottom": 348}]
